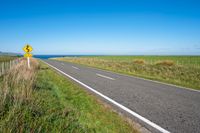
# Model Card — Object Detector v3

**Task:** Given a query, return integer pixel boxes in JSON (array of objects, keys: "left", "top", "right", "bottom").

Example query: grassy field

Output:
[
  {"left": 88, "top": 56, "right": 200, "bottom": 68},
  {"left": 0, "top": 58, "right": 138, "bottom": 133},
  {"left": 0, "top": 56, "right": 18, "bottom": 62},
  {"left": 54, "top": 56, "right": 200, "bottom": 90}
]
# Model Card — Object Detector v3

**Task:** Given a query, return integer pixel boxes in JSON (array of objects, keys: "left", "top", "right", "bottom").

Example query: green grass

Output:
[
  {"left": 89, "top": 56, "right": 200, "bottom": 68},
  {"left": 0, "top": 56, "right": 18, "bottom": 62},
  {"left": 54, "top": 56, "right": 200, "bottom": 90},
  {"left": 0, "top": 60, "right": 138, "bottom": 133}
]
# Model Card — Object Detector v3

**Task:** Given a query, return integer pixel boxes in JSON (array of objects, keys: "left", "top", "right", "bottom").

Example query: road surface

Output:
[{"left": 43, "top": 59, "right": 200, "bottom": 133}]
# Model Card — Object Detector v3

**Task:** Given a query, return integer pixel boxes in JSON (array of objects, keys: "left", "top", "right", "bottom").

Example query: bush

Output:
[
  {"left": 133, "top": 59, "right": 145, "bottom": 65},
  {"left": 155, "top": 60, "right": 175, "bottom": 66}
]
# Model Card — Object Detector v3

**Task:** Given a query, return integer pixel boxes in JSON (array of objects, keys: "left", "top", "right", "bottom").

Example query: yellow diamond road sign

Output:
[
  {"left": 23, "top": 44, "right": 33, "bottom": 53},
  {"left": 24, "top": 53, "right": 32, "bottom": 57}
]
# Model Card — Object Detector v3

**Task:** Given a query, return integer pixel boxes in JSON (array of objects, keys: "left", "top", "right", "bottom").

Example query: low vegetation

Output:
[
  {"left": 0, "top": 58, "right": 138, "bottom": 133},
  {"left": 82, "top": 56, "right": 200, "bottom": 68},
  {"left": 155, "top": 60, "right": 175, "bottom": 66},
  {"left": 0, "top": 56, "right": 18, "bottom": 62},
  {"left": 133, "top": 59, "right": 146, "bottom": 65},
  {"left": 54, "top": 56, "right": 200, "bottom": 90}
]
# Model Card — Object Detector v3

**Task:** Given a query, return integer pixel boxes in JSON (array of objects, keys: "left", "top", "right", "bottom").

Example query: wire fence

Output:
[{"left": 0, "top": 58, "right": 21, "bottom": 76}]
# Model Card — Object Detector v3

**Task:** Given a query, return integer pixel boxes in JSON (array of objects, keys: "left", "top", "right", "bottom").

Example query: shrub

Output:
[
  {"left": 133, "top": 59, "right": 145, "bottom": 65},
  {"left": 155, "top": 60, "right": 175, "bottom": 66}
]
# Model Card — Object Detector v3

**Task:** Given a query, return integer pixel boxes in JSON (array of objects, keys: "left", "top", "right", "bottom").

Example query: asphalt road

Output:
[{"left": 43, "top": 59, "right": 200, "bottom": 133}]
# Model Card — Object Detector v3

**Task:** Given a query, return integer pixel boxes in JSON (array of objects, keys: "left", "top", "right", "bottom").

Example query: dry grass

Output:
[
  {"left": 133, "top": 59, "right": 146, "bottom": 65},
  {"left": 155, "top": 60, "right": 175, "bottom": 66},
  {"left": 0, "top": 56, "right": 18, "bottom": 62},
  {"left": 0, "top": 58, "right": 38, "bottom": 108}
]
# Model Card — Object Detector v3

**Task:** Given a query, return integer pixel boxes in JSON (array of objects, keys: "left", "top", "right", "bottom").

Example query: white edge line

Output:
[
  {"left": 42, "top": 60, "right": 170, "bottom": 133},
  {"left": 54, "top": 59, "right": 200, "bottom": 93},
  {"left": 96, "top": 73, "right": 115, "bottom": 80},
  {"left": 76, "top": 64, "right": 200, "bottom": 93},
  {"left": 116, "top": 72, "right": 200, "bottom": 93},
  {"left": 72, "top": 66, "right": 80, "bottom": 70}
]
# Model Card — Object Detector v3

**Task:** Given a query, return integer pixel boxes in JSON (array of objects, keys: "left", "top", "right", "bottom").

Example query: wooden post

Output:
[
  {"left": 0, "top": 62, "right": 2, "bottom": 76},
  {"left": 10, "top": 60, "right": 11, "bottom": 69},
  {"left": 2, "top": 62, "right": 4, "bottom": 75}
]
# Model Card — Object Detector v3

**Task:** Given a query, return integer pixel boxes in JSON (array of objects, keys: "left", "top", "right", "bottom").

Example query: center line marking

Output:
[
  {"left": 96, "top": 73, "right": 115, "bottom": 80},
  {"left": 72, "top": 66, "right": 80, "bottom": 70}
]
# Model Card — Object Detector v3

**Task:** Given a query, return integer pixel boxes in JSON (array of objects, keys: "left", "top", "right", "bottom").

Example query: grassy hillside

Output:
[
  {"left": 0, "top": 58, "right": 138, "bottom": 133},
  {"left": 54, "top": 56, "right": 200, "bottom": 90},
  {"left": 0, "top": 56, "right": 18, "bottom": 62}
]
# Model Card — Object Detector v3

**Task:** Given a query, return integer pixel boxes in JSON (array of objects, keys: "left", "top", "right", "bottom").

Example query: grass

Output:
[
  {"left": 53, "top": 56, "right": 200, "bottom": 90},
  {"left": 0, "top": 58, "right": 138, "bottom": 133},
  {"left": 0, "top": 56, "right": 18, "bottom": 62},
  {"left": 90, "top": 56, "right": 200, "bottom": 68}
]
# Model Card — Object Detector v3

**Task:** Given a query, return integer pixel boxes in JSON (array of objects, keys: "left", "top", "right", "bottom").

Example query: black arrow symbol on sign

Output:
[{"left": 26, "top": 45, "right": 30, "bottom": 52}]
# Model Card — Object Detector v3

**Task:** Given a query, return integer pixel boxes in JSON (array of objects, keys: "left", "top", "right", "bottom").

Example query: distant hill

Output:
[{"left": 0, "top": 51, "right": 22, "bottom": 56}]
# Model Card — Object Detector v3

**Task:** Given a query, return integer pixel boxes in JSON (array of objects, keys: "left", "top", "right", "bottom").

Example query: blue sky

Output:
[{"left": 0, "top": 0, "right": 200, "bottom": 55}]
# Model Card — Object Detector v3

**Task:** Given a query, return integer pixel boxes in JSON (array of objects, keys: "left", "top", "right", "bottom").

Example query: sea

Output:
[{"left": 34, "top": 55, "right": 95, "bottom": 59}]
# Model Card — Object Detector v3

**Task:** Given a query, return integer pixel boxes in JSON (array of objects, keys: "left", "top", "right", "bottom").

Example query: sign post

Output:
[
  {"left": 23, "top": 44, "right": 33, "bottom": 69},
  {"left": 27, "top": 57, "right": 30, "bottom": 68}
]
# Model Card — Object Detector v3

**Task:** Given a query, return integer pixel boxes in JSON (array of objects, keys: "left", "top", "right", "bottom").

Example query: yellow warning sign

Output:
[
  {"left": 23, "top": 44, "right": 33, "bottom": 53},
  {"left": 24, "top": 53, "right": 32, "bottom": 57}
]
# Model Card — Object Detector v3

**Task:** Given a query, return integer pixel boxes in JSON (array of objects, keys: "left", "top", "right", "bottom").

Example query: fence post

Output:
[
  {"left": 5, "top": 62, "right": 7, "bottom": 73},
  {"left": 0, "top": 58, "right": 21, "bottom": 76},
  {"left": 0, "top": 62, "right": 2, "bottom": 76},
  {"left": 9, "top": 60, "right": 11, "bottom": 69},
  {"left": 2, "top": 62, "right": 4, "bottom": 75},
  {"left": 5, "top": 62, "right": 7, "bottom": 72}
]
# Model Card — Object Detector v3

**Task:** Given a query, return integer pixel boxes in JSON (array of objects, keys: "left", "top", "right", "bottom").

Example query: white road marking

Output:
[
  {"left": 96, "top": 73, "right": 115, "bottom": 80},
  {"left": 43, "top": 60, "right": 170, "bottom": 133},
  {"left": 72, "top": 66, "right": 79, "bottom": 70},
  {"left": 85, "top": 65, "right": 200, "bottom": 93}
]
